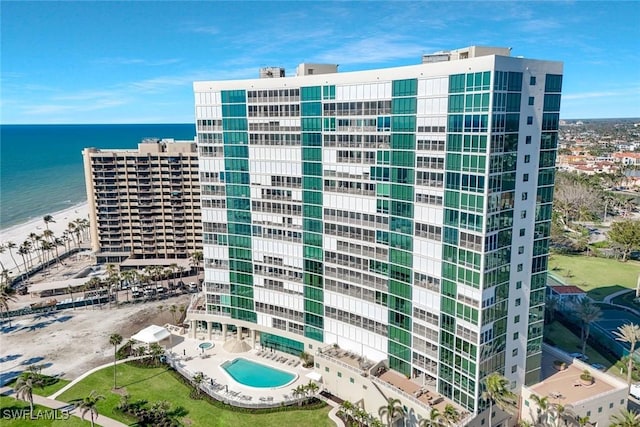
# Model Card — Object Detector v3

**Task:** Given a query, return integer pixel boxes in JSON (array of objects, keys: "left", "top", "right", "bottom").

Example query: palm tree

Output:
[
  {"left": 419, "top": 408, "right": 446, "bottom": 427},
  {"left": 18, "top": 241, "right": 32, "bottom": 272},
  {"left": 442, "top": 404, "right": 461, "bottom": 427},
  {"left": 169, "top": 304, "right": 178, "bottom": 324},
  {"left": 77, "top": 390, "right": 105, "bottom": 427},
  {"left": 148, "top": 342, "right": 164, "bottom": 366},
  {"left": 613, "top": 323, "right": 640, "bottom": 391},
  {"left": 28, "top": 233, "right": 42, "bottom": 264},
  {"left": 43, "top": 214, "right": 55, "bottom": 233},
  {"left": 609, "top": 408, "right": 640, "bottom": 427},
  {"left": 5, "top": 241, "right": 20, "bottom": 273},
  {"left": 574, "top": 299, "right": 602, "bottom": 357},
  {"left": 551, "top": 403, "right": 577, "bottom": 427},
  {"left": 378, "top": 397, "right": 405, "bottom": 427},
  {"left": 190, "top": 250, "right": 203, "bottom": 275},
  {"left": 192, "top": 371, "right": 204, "bottom": 396},
  {"left": 545, "top": 295, "right": 560, "bottom": 324},
  {"left": 14, "top": 376, "right": 35, "bottom": 415},
  {"left": 529, "top": 394, "right": 551, "bottom": 426},
  {"left": 292, "top": 384, "right": 306, "bottom": 406},
  {"left": 0, "top": 244, "right": 6, "bottom": 272},
  {"left": 109, "top": 333, "right": 123, "bottom": 389},
  {"left": 306, "top": 380, "right": 319, "bottom": 402},
  {"left": 576, "top": 415, "right": 591, "bottom": 427},
  {"left": 0, "top": 285, "right": 17, "bottom": 326},
  {"left": 481, "top": 372, "right": 517, "bottom": 427},
  {"left": 338, "top": 400, "right": 355, "bottom": 420}
]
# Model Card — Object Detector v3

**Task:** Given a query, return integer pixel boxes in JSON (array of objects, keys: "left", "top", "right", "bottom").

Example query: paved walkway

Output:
[
  {"left": 603, "top": 288, "right": 634, "bottom": 304},
  {"left": 49, "top": 355, "right": 147, "bottom": 399},
  {"left": 319, "top": 395, "right": 345, "bottom": 427},
  {"left": 0, "top": 386, "right": 127, "bottom": 427}
]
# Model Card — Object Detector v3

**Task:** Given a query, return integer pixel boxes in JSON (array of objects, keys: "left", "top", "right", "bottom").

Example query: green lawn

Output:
[
  {"left": 544, "top": 321, "right": 612, "bottom": 365},
  {"left": 5, "top": 377, "right": 71, "bottom": 399},
  {"left": 548, "top": 254, "right": 640, "bottom": 300},
  {"left": 58, "top": 363, "right": 333, "bottom": 427},
  {"left": 0, "top": 396, "right": 90, "bottom": 427}
]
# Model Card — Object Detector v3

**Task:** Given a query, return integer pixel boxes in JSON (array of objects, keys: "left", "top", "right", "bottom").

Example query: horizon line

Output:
[{"left": 1, "top": 117, "right": 639, "bottom": 126}]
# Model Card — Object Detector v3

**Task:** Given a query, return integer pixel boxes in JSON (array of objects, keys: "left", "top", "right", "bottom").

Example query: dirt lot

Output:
[
  {"left": 0, "top": 240, "right": 204, "bottom": 386},
  {"left": 1, "top": 294, "right": 191, "bottom": 386}
]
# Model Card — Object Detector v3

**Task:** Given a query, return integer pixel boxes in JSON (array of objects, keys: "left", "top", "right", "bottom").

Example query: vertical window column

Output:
[
  {"left": 221, "top": 89, "right": 256, "bottom": 323},
  {"left": 387, "top": 79, "right": 417, "bottom": 377},
  {"left": 524, "top": 74, "right": 562, "bottom": 385},
  {"left": 301, "top": 86, "right": 324, "bottom": 342}
]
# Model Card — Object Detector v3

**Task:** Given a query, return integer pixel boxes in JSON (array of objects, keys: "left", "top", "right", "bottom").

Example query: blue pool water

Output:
[
  {"left": 199, "top": 342, "right": 213, "bottom": 350},
  {"left": 221, "top": 358, "right": 296, "bottom": 388}
]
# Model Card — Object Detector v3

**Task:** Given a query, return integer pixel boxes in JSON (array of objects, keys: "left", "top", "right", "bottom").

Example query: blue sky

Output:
[{"left": 2, "top": 1, "right": 639, "bottom": 124}]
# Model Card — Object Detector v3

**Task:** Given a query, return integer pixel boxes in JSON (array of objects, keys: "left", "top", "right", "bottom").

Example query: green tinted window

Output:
[
  {"left": 449, "top": 74, "right": 465, "bottom": 93},
  {"left": 221, "top": 90, "right": 246, "bottom": 103},
  {"left": 322, "top": 85, "right": 336, "bottom": 100},
  {"left": 302, "top": 118, "right": 322, "bottom": 131},
  {"left": 222, "top": 104, "right": 247, "bottom": 117},
  {"left": 302, "top": 133, "right": 322, "bottom": 146},
  {"left": 392, "top": 97, "right": 417, "bottom": 114},
  {"left": 392, "top": 116, "right": 416, "bottom": 132},
  {"left": 392, "top": 79, "right": 417, "bottom": 96},
  {"left": 449, "top": 95, "right": 464, "bottom": 113},
  {"left": 302, "top": 102, "right": 322, "bottom": 116},
  {"left": 544, "top": 74, "right": 563, "bottom": 92},
  {"left": 301, "top": 86, "right": 321, "bottom": 101}
]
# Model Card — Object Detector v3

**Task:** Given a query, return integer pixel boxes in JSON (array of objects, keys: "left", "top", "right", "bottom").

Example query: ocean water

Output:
[{"left": 0, "top": 124, "right": 196, "bottom": 229}]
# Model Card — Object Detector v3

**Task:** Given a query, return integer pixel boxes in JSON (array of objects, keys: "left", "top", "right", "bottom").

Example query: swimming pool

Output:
[
  {"left": 199, "top": 342, "right": 213, "bottom": 350},
  {"left": 221, "top": 358, "right": 297, "bottom": 388}
]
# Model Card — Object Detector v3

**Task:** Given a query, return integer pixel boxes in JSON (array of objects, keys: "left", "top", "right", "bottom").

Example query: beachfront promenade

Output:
[{"left": 0, "top": 202, "right": 91, "bottom": 276}]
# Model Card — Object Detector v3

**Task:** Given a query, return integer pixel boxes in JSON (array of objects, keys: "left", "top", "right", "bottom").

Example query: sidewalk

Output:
[
  {"left": 603, "top": 288, "right": 634, "bottom": 304},
  {"left": 0, "top": 386, "right": 127, "bottom": 427}
]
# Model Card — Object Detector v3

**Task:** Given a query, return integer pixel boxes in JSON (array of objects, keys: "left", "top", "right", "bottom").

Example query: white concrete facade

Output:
[{"left": 191, "top": 47, "right": 563, "bottom": 423}]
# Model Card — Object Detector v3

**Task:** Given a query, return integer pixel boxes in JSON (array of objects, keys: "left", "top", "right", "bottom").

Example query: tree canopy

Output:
[{"left": 608, "top": 219, "right": 640, "bottom": 261}]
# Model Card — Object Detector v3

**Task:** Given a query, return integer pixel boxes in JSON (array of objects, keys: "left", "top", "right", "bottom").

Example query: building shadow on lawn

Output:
[
  {"left": 587, "top": 284, "right": 628, "bottom": 301},
  {"left": 119, "top": 367, "right": 171, "bottom": 388}
]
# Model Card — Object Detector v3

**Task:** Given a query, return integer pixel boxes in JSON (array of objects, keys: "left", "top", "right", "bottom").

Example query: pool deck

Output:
[{"left": 166, "top": 331, "right": 316, "bottom": 405}]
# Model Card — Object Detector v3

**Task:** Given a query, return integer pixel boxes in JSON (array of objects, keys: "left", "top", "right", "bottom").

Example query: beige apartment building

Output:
[{"left": 82, "top": 138, "right": 202, "bottom": 266}]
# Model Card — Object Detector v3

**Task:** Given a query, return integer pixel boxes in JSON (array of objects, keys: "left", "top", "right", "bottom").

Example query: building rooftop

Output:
[
  {"left": 549, "top": 285, "right": 587, "bottom": 295},
  {"left": 528, "top": 346, "right": 623, "bottom": 405}
]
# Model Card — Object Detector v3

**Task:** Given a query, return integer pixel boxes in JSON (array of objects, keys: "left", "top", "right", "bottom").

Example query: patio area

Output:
[{"left": 164, "top": 329, "right": 319, "bottom": 408}]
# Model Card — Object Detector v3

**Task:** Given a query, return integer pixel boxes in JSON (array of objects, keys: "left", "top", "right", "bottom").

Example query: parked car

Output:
[
  {"left": 630, "top": 384, "right": 640, "bottom": 399},
  {"left": 569, "top": 352, "right": 589, "bottom": 361},
  {"left": 188, "top": 282, "right": 198, "bottom": 292}
]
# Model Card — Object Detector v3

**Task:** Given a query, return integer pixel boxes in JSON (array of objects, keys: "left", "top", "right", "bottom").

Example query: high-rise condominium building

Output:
[
  {"left": 83, "top": 139, "right": 201, "bottom": 265},
  {"left": 190, "top": 46, "right": 562, "bottom": 418}
]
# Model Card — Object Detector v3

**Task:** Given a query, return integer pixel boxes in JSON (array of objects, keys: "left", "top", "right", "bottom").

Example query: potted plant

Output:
[
  {"left": 580, "top": 369, "right": 594, "bottom": 385},
  {"left": 553, "top": 360, "right": 567, "bottom": 371}
]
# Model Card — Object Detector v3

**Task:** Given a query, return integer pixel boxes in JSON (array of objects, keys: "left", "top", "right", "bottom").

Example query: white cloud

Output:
[
  {"left": 93, "top": 57, "right": 182, "bottom": 66},
  {"left": 315, "top": 36, "right": 430, "bottom": 66},
  {"left": 188, "top": 25, "right": 220, "bottom": 35},
  {"left": 563, "top": 87, "right": 640, "bottom": 101}
]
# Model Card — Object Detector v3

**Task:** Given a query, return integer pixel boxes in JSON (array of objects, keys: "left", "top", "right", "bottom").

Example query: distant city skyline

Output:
[{"left": 2, "top": 1, "right": 639, "bottom": 124}]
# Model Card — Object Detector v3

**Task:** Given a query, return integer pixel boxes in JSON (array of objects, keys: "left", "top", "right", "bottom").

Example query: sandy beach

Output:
[{"left": 0, "top": 202, "right": 90, "bottom": 275}]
